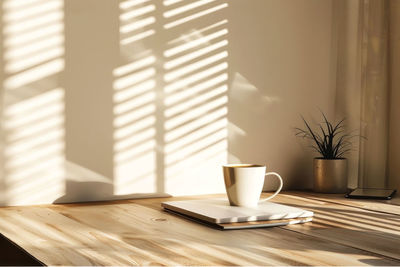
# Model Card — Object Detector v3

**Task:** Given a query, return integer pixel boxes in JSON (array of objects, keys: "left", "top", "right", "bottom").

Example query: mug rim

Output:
[{"left": 223, "top": 164, "right": 266, "bottom": 168}]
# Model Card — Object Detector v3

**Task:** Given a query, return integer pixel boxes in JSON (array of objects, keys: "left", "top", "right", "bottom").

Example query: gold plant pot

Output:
[{"left": 313, "top": 158, "right": 348, "bottom": 193}]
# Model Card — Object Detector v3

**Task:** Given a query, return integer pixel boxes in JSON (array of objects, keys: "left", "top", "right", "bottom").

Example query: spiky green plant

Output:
[{"left": 295, "top": 112, "right": 355, "bottom": 159}]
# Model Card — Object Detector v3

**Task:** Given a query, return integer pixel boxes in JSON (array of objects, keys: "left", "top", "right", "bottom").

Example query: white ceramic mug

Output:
[{"left": 223, "top": 164, "right": 283, "bottom": 207}]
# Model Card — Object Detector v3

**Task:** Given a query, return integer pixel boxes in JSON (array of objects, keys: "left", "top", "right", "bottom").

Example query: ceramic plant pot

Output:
[{"left": 313, "top": 158, "right": 348, "bottom": 193}]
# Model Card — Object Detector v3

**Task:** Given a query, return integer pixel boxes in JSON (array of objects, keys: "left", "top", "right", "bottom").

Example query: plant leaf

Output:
[{"left": 301, "top": 116, "right": 324, "bottom": 155}]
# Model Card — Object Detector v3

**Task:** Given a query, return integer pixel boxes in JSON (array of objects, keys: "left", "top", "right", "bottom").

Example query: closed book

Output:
[{"left": 162, "top": 198, "right": 313, "bottom": 230}]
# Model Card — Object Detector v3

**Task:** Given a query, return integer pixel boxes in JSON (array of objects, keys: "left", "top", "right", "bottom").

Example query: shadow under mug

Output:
[{"left": 223, "top": 164, "right": 283, "bottom": 207}]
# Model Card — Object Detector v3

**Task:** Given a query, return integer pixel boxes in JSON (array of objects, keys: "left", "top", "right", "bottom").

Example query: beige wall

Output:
[
  {"left": 0, "top": 0, "right": 335, "bottom": 205},
  {"left": 227, "top": 0, "right": 334, "bottom": 190}
]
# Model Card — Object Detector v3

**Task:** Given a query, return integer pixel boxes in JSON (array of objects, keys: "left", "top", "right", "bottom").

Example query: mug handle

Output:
[{"left": 259, "top": 172, "right": 283, "bottom": 203}]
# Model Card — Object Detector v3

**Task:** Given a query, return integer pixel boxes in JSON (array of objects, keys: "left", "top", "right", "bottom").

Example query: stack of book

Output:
[{"left": 162, "top": 198, "right": 313, "bottom": 230}]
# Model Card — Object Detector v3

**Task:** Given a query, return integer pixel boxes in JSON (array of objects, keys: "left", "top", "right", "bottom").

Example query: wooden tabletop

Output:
[{"left": 0, "top": 191, "right": 399, "bottom": 266}]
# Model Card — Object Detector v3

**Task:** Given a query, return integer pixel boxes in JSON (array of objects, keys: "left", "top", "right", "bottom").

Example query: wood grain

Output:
[
  {"left": 272, "top": 193, "right": 400, "bottom": 261},
  {"left": 290, "top": 191, "right": 400, "bottom": 215},
  {"left": 0, "top": 192, "right": 399, "bottom": 266}
]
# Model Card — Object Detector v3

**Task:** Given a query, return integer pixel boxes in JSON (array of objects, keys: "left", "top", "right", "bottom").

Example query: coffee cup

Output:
[{"left": 223, "top": 164, "right": 283, "bottom": 207}]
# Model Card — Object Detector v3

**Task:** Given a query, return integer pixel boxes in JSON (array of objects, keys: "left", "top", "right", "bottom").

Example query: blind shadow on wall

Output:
[{"left": 0, "top": 0, "right": 229, "bottom": 205}]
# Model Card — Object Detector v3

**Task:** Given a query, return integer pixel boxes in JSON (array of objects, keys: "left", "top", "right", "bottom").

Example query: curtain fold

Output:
[
  {"left": 388, "top": 0, "right": 400, "bottom": 191},
  {"left": 358, "top": 0, "right": 390, "bottom": 189},
  {"left": 334, "top": 0, "right": 399, "bottom": 190}
]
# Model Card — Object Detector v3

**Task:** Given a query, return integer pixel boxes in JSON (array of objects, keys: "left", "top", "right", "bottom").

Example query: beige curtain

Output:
[
  {"left": 388, "top": 0, "right": 400, "bottom": 191},
  {"left": 333, "top": 0, "right": 400, "bottom": 190}
]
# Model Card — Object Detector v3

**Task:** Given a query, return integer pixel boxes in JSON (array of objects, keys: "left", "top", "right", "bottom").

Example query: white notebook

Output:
[{"left": 162, "top": 198, "right": 313, "bottom": 226}]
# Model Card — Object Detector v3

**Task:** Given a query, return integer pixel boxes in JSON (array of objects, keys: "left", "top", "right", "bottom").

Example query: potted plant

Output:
[{"left": 295, "top": 112, "right": 355, "bottom": 193}]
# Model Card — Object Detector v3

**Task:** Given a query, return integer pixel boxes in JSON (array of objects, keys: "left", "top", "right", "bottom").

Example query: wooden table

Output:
[{"left": 0, "top": 191, "right": 399, "bottom": 266}]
